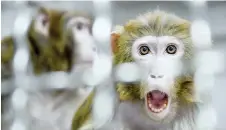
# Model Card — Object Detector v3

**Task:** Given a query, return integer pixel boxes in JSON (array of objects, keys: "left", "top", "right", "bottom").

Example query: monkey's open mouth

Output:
[{"left": 146, "top": 90, "right": 168, "bottom": 113}]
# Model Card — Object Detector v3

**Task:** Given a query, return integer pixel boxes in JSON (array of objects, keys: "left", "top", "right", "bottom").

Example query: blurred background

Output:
[{"left": 1, "top": 1, "right": 226, "bottom": 129}]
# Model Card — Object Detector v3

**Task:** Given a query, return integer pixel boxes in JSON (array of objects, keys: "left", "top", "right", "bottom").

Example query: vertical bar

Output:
[
  {"left": 189, "top": 0, "right": 213, "bottom": 102},
  {"left": 189, "top": 0, "right": 212, "bottom": 49},
  {"left": 92, "top": 0, "right": 112, "bottom": 55},
  {"left": 189, "top": 0, "right": 224, "bottom": 103},
  {"left": 10, "top": 8, "right": 34, "bottom": 130},
  {"left": 189, "top": 1, "right": 222, "bottom": 129},
  {"left": 90, "top": 1, "right": 118, "bottom": 129},
  {"left": 189, "top": 0, "right": 209, "bottom": 21},
  {"left": 91, "top": 0, "right": 113, "bottom": 83}
]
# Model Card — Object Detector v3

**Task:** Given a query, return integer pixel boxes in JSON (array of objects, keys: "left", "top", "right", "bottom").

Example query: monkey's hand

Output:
[{"left": 195, "top": 103, "right": 217, "bottom": 130}]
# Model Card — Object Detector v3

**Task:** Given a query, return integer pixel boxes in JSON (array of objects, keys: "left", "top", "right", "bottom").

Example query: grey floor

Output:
[{"left": 1, "top": 1, "right": 226, "bottom": 129}]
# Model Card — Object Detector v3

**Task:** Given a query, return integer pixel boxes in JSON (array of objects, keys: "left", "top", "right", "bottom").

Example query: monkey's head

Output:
[
  {"left": 28, "top": 7, "right": 66, "bottom": 52},
  {"left": 113, "top": 10, "right": 195, "bottom": 123},
  {"left": 28, "top": 7, "right": 96, "bottom": 73},
  {"left": 64, "top": 11, "right": 96, "bottom": 65}
]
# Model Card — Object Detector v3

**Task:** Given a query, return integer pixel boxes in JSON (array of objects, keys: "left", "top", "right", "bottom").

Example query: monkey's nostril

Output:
[
  {"left": 150, "top": 75, "right": 156, "bottom": 78},
  {"left": 158, "top": 75, "right": 164, "bottom": 78},
  {"left": 150, "top": 74, "right": 164, "bottom": 79}
]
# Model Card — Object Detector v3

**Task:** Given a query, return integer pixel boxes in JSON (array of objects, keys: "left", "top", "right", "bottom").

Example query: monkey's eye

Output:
[
  {"left": 76, "top": 22, "right": 84, "bottom": 30},
  {"left": 42, "top": 15, "right": 49, "bottom": 26},
  {"left": 139, "top": 45, "right": 150, "bottom": 55},
  {"left": 166, "top": 44, "right": 177, "bottom": 54}
]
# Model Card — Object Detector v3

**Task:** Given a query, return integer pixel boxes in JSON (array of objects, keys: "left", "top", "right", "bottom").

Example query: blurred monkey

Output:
[{"left": 1, "top": 7, "right": 96, "bottom": 130}]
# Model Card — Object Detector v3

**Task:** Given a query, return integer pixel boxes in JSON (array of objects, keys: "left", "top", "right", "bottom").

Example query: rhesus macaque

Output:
[
  {"left": 71, "top": 10, "right": 216, "bottom": 130},
  {"left": 1, "top": 7, "right": 96, "bottom": 130},
  {"left": 1, "top": 7, "right": 96, "bottom": 77}
]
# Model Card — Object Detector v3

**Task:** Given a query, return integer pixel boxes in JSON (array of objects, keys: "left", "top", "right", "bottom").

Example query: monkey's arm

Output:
[
  {"left": 71, "top": 90, "right": 95, "bottom": 130},
  {"left": 1, "top": 36, "right": 15, "bottom": 80},
  {"left": 72, "top": 78, "right": 119, "bottom": 130}
]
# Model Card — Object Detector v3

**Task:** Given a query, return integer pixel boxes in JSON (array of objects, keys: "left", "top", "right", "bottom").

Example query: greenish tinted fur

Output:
[
  {"left": 1, "top": 36, "right": 14, "bottom": 64},
  {"left": 1, "top": 7, "right": 95, "bottom": 129},
  {"left": 1, "top": 8, "right": 73, "bottom": 76},
  {"left": 27, "top": 8, "right": 73, "bottom": 74},
  {"left": 1, "top": 36, "right": 15, "bottom": 79},
  {"left": 1, "top": 8, "right": 77, "bottom": 100},
  {"left": 71, "top": 90, "right": 95, "bottom": 130},
  {"left": 71, "top": 10, "right": 196, "bottom": 130},
  {"left": 113, "top": 11, "right": 195, "bottom": 103}
]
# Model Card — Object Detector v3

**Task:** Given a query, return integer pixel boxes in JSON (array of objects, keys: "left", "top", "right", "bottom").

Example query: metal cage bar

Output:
[{"left": 2, "top": 1, "right": 224, "bottom": 130}]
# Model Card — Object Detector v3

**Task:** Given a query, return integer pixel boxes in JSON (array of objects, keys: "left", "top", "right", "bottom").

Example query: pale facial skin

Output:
[
  {"left": 67, "top": 17, "right": 97, "bottom": 65},
  {"left": 132, "top": 35, "right": 185, "bottom": 121}
]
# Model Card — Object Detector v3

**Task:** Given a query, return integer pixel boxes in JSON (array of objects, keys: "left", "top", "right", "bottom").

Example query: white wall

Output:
[
  {"left": 2, "top": 1, "right": 226, "bottom": 42},
  {"left": 1, "top": 1, "right": 226, "bottom": 129}
]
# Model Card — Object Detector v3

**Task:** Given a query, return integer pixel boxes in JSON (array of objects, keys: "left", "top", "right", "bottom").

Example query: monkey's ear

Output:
[
  {"left": 33, "top": 7, "right": 50, "bottom": 37},
  {"left": 111, "top": 25, "right": 124, "bottom": 54},
  {"left": 111, "top": 33, "right": 120, "bottom": 54}
]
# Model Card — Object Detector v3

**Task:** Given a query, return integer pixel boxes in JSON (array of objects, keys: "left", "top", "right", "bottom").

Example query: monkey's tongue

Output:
[{"left": 147, "top": 90, "right": 168, "bottom": 109}]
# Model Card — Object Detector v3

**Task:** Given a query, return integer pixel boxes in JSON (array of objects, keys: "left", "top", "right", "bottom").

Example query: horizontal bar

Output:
[{"left": 1, "top": 62, "right": 143, "bottom": 94}]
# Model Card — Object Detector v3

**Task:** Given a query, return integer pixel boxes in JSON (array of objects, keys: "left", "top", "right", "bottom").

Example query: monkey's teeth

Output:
[
  {"left": 148, "top": 100, "right": 151, "bottom": 104},
  {"left": 155, "top": 109, "right": 159, "bottom": 113},
  {"left": 152, "top": 107, "right": 161, "bottom": 113},
  {"left": 149, "top": 103, "right": 152, "bottom": 108},
  {"left": 148, "top": 103, "right": 168, "bottom": 113},
  {"left": 163, "top": 103, "right": 167, "bottom": 108}
]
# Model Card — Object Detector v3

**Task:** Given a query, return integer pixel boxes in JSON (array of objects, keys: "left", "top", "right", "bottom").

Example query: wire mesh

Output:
[
  {"left": 1, "top": 1, "right": 225, "bottom": 130},
  {"left": 189, "top": 1, "right": 224, "bottom": 129}
]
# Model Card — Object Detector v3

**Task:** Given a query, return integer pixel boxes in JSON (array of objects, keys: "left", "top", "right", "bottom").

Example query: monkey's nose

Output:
[{"left": 150, "top": 74, "right": 164, "bottom": 79}]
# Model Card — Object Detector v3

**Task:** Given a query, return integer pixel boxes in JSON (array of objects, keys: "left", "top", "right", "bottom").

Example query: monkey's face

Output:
[
  {"left": 113, "top": 10, "right": 194, "bottom": 122},
  {"left": 31, "top": 8, "right": 96, "bottom": 68},
  {"left": 66, "top": 15, "right": 97, "bottom": 65},
  {"left": 132, "top": 35, "right": 185, "bottom": 121}
]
